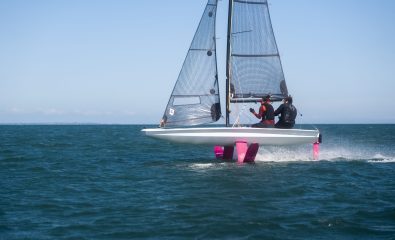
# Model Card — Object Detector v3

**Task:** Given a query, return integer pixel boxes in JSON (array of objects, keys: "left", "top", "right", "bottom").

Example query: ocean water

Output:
[{"left": 0, "top": 124, "right": 394, "bottom": 239}]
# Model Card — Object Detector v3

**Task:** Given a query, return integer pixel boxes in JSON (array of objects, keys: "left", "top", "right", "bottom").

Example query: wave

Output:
[
  {"left": 190, "top": 163, "right": 216, "bottom": 169},
  {"left": 367, "top": 154, "right": 395, "bottom": 163},
  {"left": 188, "top": 162, "right": 228, "bottom": 170},
  {"left": 182, "top": 144, "right": 395, "bottom": 165},
  {"left": 254, "top": 146, "right": 395, "bottom": 163}
]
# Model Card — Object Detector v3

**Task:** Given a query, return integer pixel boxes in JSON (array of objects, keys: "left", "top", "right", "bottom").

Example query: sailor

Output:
[
  {"left": 274, "top": 96, "right": 297, "bottom": 129},
  {"left": 159, "top": 115, "right": 167, "bottom": 128},
  {"left": 250, "top": 95, "right": 275, "bottom": 128}
]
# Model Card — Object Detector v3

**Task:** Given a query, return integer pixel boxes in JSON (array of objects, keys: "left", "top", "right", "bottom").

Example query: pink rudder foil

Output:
[
  {"left": 313, "top": 142, "right": 320, "bottom": 160},
  {"left": 214, "top": 146, "right": 224, "bottom": 159},
  {"left": 223, "top": 146, "right": 234, "bottom": 160},
  {"left": 236, "top": 141, "right": 248, "bottom": 163},
  {"left": 244, "top": 143, "right": 259, "bottom": 162}
]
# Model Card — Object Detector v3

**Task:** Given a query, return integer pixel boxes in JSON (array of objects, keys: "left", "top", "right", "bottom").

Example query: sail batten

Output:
[
  {"left": 234, "top": 0, "right": 267, "bottom": 5},
  {"left": 189, "top": 49, "right": 216, "bottom": 51},
  {"left": 232, "top": 54, "right": 280, "bottom": 57}
]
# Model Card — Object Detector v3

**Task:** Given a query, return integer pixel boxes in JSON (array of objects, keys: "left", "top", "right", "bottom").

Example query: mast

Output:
[{"left": 225, "top": 0, "right": 233, "bottom": 127}]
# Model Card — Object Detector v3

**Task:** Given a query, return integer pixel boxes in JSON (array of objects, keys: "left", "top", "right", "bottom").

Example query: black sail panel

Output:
[
  {"left": 162, "top": 0, "right": 220, "bottom": 127},
  {"left": 230, "top": 0, "right": 288, "bottom": 101}
]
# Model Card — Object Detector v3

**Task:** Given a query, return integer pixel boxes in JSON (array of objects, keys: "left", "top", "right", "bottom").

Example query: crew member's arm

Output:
[
  {"left": 253, "top": 105, "right": 266, "bottom": 119},
  {"left": 274, "top": 104, "right": 283, "bottom": 116}
]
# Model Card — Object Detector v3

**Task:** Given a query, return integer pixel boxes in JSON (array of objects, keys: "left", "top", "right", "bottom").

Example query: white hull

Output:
[{"left": 142, "top": 127, "right": 320, "bottom": 146}]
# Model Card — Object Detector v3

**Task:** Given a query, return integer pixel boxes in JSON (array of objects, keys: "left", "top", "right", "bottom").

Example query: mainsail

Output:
[
  {"left": 229, "top": 0, "right": 288, "bottom": 102},
  {"left": 161, "top": 0, "right": 221, "bottom": 127}
]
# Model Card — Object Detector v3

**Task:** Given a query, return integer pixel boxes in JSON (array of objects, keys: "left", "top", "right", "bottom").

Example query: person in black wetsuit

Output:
[
  {"left": 274, "top": 96, "right": 297, "bottom": 129},
  {"left": 250, "top": 95, "right": 275, "bottom": 128}
]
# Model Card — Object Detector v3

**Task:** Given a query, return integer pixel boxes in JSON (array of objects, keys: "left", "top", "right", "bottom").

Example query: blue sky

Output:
[{"left": 1, "top": 0, "right": 394, "bottom": 124}]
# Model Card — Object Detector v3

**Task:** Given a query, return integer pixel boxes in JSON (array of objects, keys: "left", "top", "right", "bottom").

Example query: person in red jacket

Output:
[{"left": 250, "top": 95, "right": 275, "bottom": 128}]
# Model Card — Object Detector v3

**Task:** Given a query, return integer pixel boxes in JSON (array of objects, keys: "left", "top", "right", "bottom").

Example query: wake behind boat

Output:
[{"left": 142, "top": 0, "right": 321, "bottom": 162}]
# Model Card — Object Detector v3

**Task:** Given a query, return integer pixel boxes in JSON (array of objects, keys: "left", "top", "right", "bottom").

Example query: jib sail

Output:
[{"left": 161, "top": 0, "right": 221, "bottom": 127}]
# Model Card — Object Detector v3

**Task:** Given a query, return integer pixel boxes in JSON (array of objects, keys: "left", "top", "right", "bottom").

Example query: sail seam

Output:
[
  {"left": 167, "top": 116, "right": 214, "bottom": 124},
  {"left": 234, "top": 0, "right": 267, "bottom": 5},
  {"left": 189, "top": 49, "right": 216, "bottom": 51},
  {"left": 232, "top": 54, "right": 280, "bottom": 57},
  {"left": 172, "top": 94, "right": 218, "bottom": 97}
]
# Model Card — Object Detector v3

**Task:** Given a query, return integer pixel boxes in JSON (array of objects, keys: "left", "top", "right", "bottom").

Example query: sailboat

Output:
[{"left": 142, "top": 0, "right": 321, "bottom": 162}]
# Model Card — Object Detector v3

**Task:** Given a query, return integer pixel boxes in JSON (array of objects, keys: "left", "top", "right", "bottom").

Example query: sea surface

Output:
[{"left": 0, "top": 124, "right": 394, "bottom": 239}]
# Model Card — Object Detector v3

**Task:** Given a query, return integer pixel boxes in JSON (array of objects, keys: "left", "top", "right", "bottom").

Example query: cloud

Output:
[
  {"left": 37, "top": 108, "right": 65, "bottom": 115},
  {"left": 7, "top": 107, "right": 63, "bottom": 115},
  {"left": 10, "top": 107, "right": 25, "bottom": 113},
  {"left": 5, "top": 107, "right": 137, "bottom": 122},
  {"left": 122, "top": 110, "right": 136, "bottom": 116}
]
